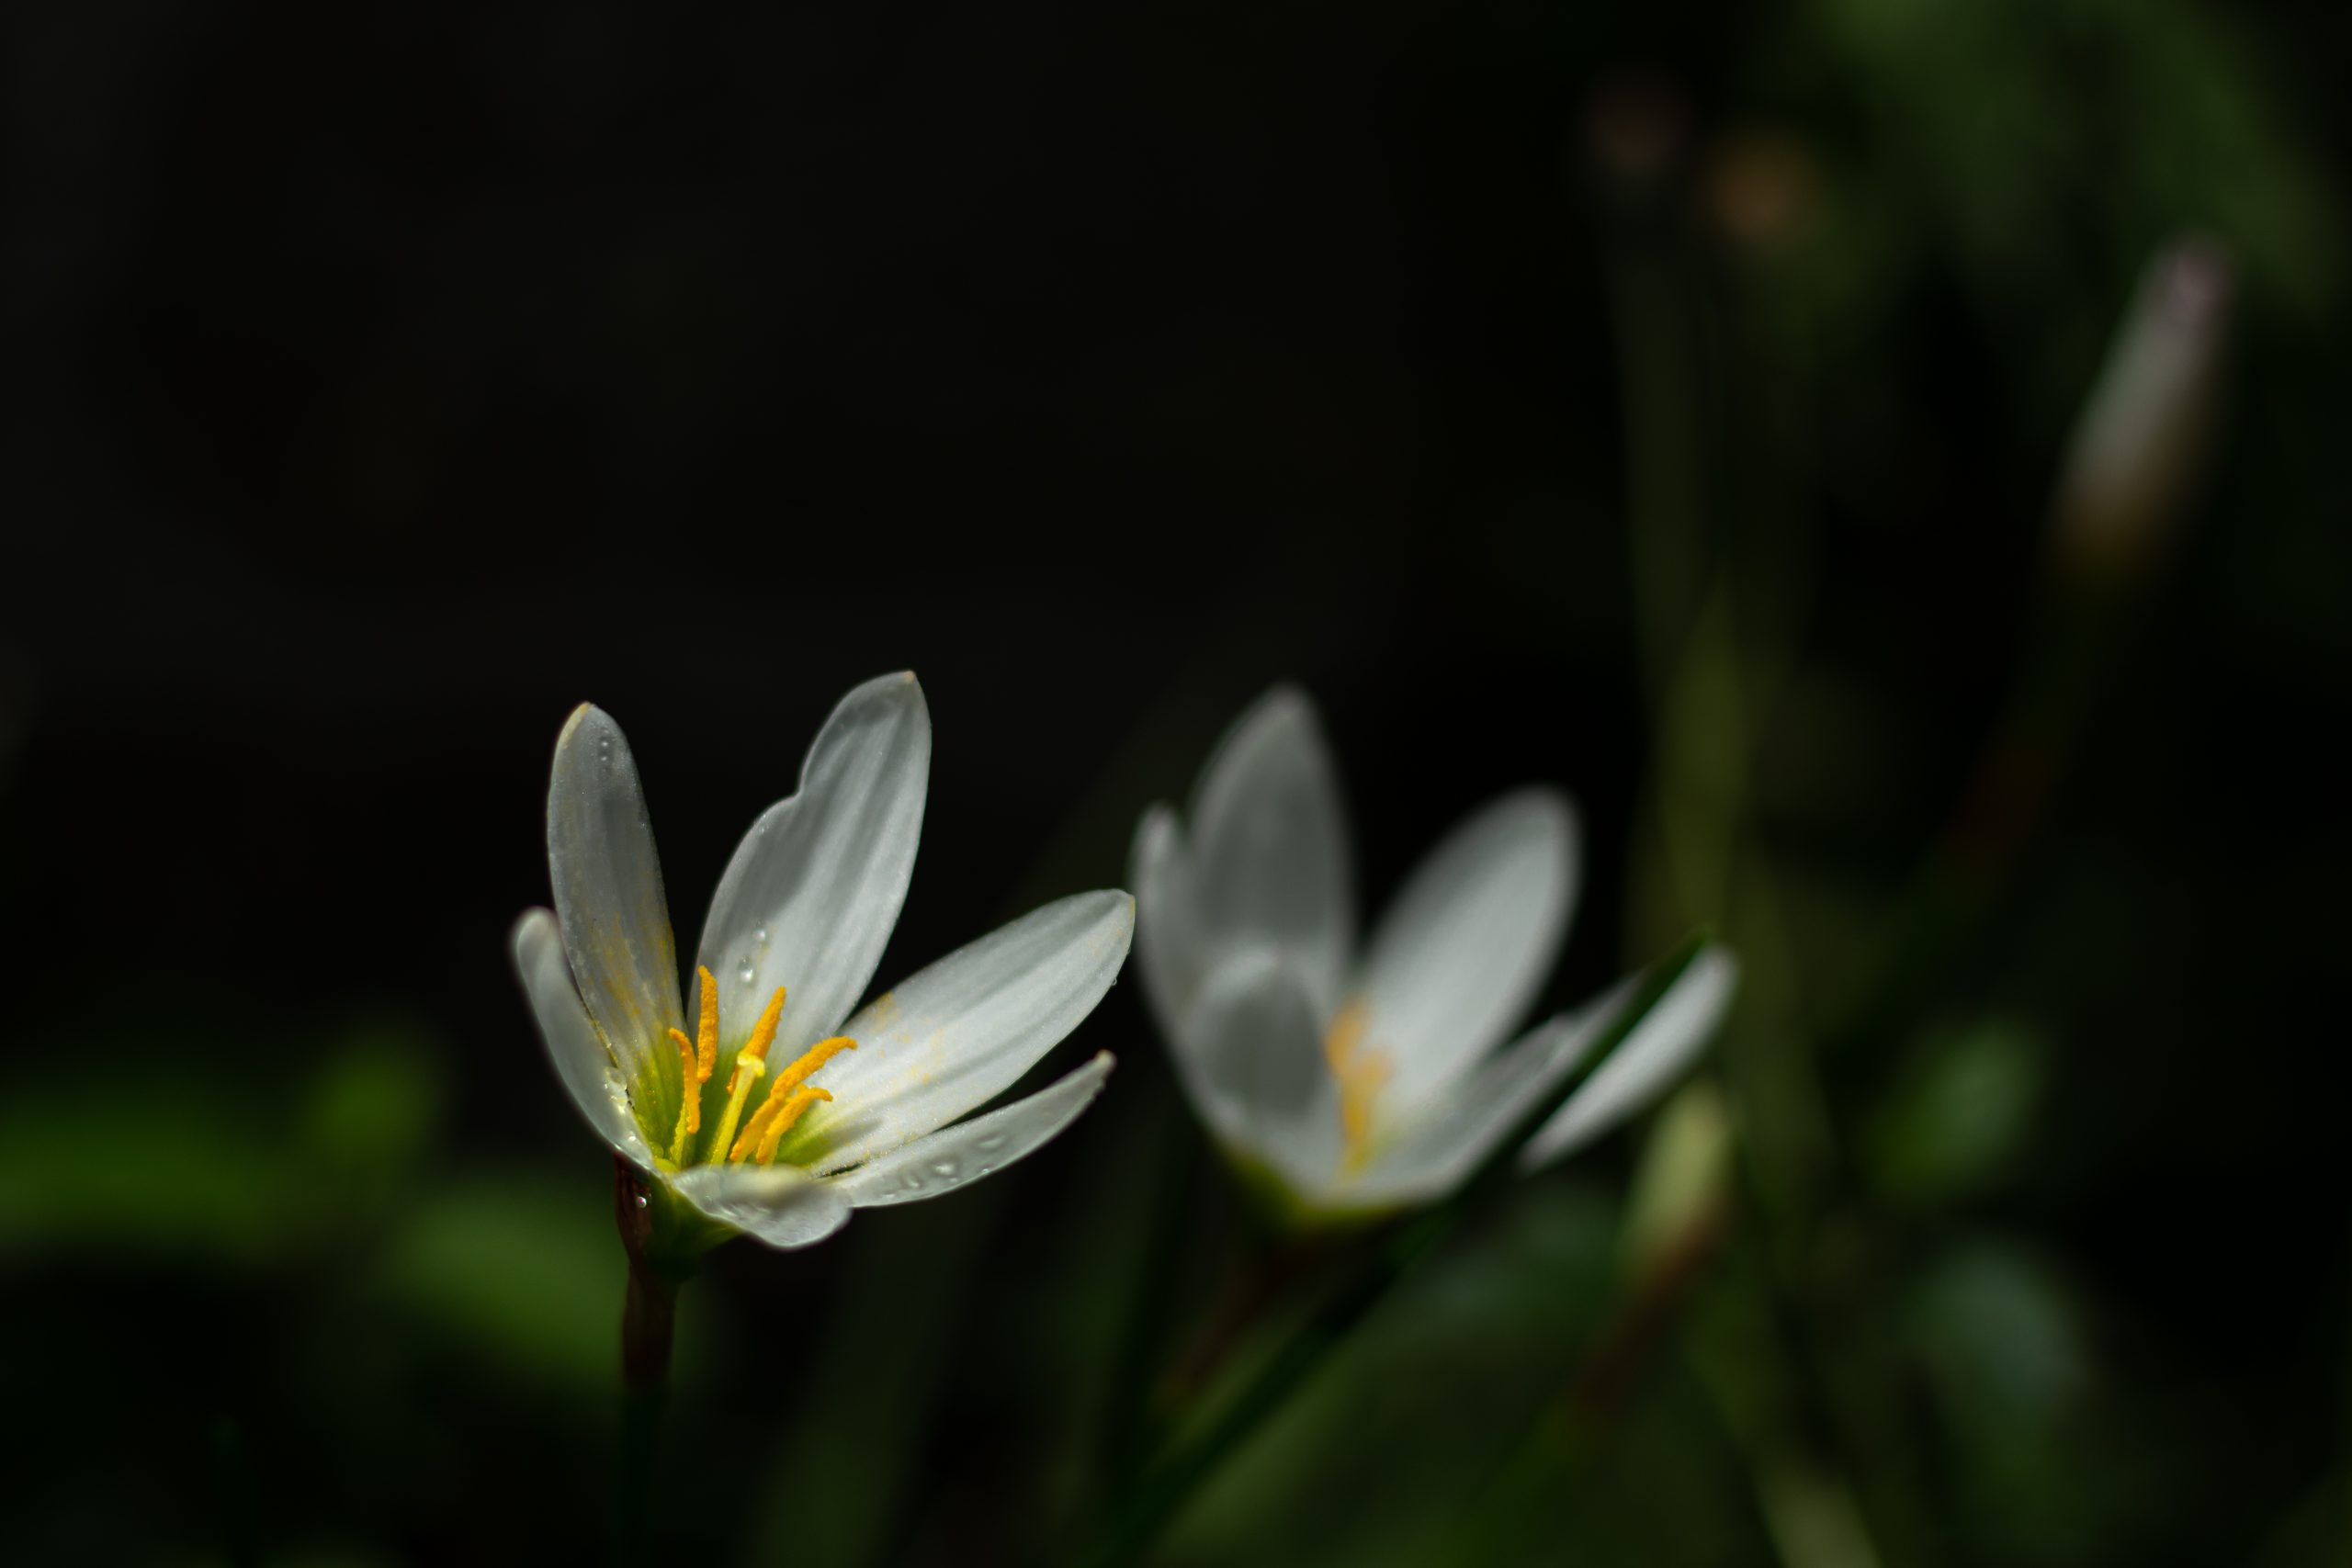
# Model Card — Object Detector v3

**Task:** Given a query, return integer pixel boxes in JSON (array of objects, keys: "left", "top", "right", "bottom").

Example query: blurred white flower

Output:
[
  {"left": 514, "top": 673, "right": 1131, "bottom": 1253},
  {"left": 1133, "top": 686, "right": 1735, "bottom": 1221}
]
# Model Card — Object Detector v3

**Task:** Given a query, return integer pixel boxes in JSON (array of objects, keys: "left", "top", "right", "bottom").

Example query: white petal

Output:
[
  {"left": 671, "top": 1162, "right": 853, "bottom": 1250},
  {"left": 1520, "top": 945, "right": 1740, "bottom": 1170},
  {"left": 1174, "top": 948, "right": 1342, "bottom": 1200},
  {"left": 1357, "top": 789, "right": 1579, "bottom": 1115},
  {"left": 1342, "top": 1012, "right": 1578, "bottom": 1208},
  {"left": 1131, "top": 806, "right": 1209, "bottom": 1043},
  {"left": 1185, "top": 686, "right": 1354, "bottom": 1014},
  {"left": 828, "top": 1053, "right": 1115, "bottom": 1209},
  {"left": 512, "top": 908, "right": 656, "bottom": 1170},
  {"left": 546, "top": 705, "right": 684, "bottom": 1070},
  {"left": 793, "top": 891, "right": 1135, "bottom": 1174},
  {"left": 695, "top": 673, "right": 931, "bottom": 1055}
]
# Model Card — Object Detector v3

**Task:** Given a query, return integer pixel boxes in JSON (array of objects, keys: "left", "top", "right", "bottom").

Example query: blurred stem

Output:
[
  {"left": 1060, "top": 936, "right": 1711, "bottom": 1568},
  {"left": 1603, "top": 173, "right": 1918, "bottom": 1565},
  {"left": 1466, "top": 1192, "right": 1733, "bottom": 1563},
  {"left": 615, "top": 1158, "right": 680, "bottom": 1560},
  {"left": 1092, "top": 1110, "right": 1202, "bottom": 1495}
]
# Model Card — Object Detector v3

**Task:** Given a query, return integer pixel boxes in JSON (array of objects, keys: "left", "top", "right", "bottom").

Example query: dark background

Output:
[{"left": 4, "top": 1, "right": 2346, "bottom": 1564}]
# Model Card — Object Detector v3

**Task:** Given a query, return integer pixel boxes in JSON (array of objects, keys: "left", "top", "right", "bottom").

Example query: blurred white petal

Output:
[
  {"left": 796, "top": 891, "right": 1135, "bottom": 1173},
  {"left": 1520, "top": 945, "right": 1739, "bottom": 1170},
  {"left": 1357, "top": 789, "right": 1579, "bottom": 1114},
  {"left": 1177, "top": 948, "right": 1343, "bottom": 1199},
  {"left": 695, "top": 673, "right": 930, "bottom": 1055},
  {"left": 830, "top": 1053, "right": 1115, "bottom": 1209},
  {"left": 1132, "top": 806, "right": 1209, "bottom": 1042},
  {"left": 546, "top": 705, "right": 683, "bottom": 1070},
  {"left": 1186, "top": 687, "right": 1354, "bottom": 1013},
  {"left": 1346, "top": 1013, "right": 1578, "bottom": 1208}
]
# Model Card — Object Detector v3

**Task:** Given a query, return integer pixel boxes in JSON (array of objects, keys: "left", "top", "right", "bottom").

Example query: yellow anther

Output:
[
  {"left": 668, "top": 1030, "right": 701, "bottom": 1161},
  {"left": 755, "top": 1087, "right": 831, "bottom": 1164},
  {"left": 739, "top": 985, "right": 787, "bottom": 1066},
  {"left": 1322, "top": 1001, "right": 1392, "bottom": 1171},
  {"left": 729, "top": 1097, "right": 781, "bottom": 1163},
  {"left": 664, "top": 981, "right": 858, "bottom": 1170},
  {"left": 772, "top": 1035, "right": 856, "bottom": 1097},
  {"left": 706, "top": 985, "right": 787, "bottom": 1163},
  {"left": 693, "top": 964, "right": 719, "bottom": 1085},
  {"left": 727, "top": 1038, "right": 854, "bottom": 1163}
]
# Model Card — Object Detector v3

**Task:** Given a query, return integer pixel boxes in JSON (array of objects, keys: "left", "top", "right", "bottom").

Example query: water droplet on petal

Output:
[
  {"left": 738, "top": 963, "right": 756, "bottom": 986},
  {"left": 753, "top": 927, "right": 768, "bottom": 944},
  {"left": 929, "top": 1156, "right": 961, "bottom": 1179},
  {"left": 973, "top": 1133, "right": 1008, "bottom": 1154}
]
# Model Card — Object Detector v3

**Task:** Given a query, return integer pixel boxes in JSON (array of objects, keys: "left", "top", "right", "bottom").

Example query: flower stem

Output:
[{"left": 614, "top": 1158, "right": 680, "bottom": 1558}]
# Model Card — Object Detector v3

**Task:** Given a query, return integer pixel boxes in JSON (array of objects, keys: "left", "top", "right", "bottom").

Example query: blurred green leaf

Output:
[
  {"left": 0, "top": 1027, "right": 446, "bottom": 1263},
  {"left": 367, "top": 1172, "right": 624, "bottom": 1393},
  {"left": 1865, "top": 1018, "right": 2044, "bottom": 1204}
]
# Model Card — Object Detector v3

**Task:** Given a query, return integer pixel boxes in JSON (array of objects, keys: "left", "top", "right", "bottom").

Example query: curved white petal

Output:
[
  {"left": 1342, "top": 1012, "right": 1578, "bottom": 1209},
  {"left": 1519, "top": 945, "right": 1740, "bottom": 1170},
  {"left": 1175, "top": 948, "right": 1342, "bottom": 1200},
  {"left": 793, "top": 891, "right": 1135, "bottom": 1174},
  {"left": 828, "top": 1052, "right": 1116, "bottom": 1209},
  {"left": 1131, "top": 806, "right": 1209, "bottom": 1043},
  {"left": 546, "top": 705, "right": 684, "bottom": 1070},
  {"left": 1357, "top": 789, "right": 1579, "bottom": 1115},
  {"left": 1185, "top": 687, "right": 1354, "bottom": 1014},
  {"left": 695, "top": 673, "right": 931, "bottom": 1055},
  {"left": 512, "top": 908, "right": 655, "bottom": 1170},
  {"left": 671, "top": 1162, "right": 854, "bottom": 1250}
]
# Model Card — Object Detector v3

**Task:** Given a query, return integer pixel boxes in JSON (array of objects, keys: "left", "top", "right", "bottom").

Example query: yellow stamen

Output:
[
  {"left": 693, "top": 964, "right": 719, "bottom": 1085},
  {"left": 729, "top": 1096, "right": 784, "bottom": 1164},
  {"left": 771, "top": 1035, "right": 856, "bottom": 1097},
  {"left": 667, "top": 1030, "right": 700, "bottom": 1159},
  {"left": 1322, "top": 1001, "right": 1392, "bottom": 1171},
  {"left": 727, "top": 1037, "right": 855, "bottom": 1163},
  {"left": 755, "top": 1087, "right": 831, "bottom": 1164},
  {"left": 706, "top": 985, "right": 787, "bottom": 1165},
  {"left": 738, "top": 985, "right": 786, "bottom": 1067}
]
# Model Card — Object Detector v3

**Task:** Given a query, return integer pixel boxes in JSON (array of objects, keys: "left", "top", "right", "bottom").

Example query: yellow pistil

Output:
[{"left": 1322, "top": 1001, "right": 1392, "bottom": 1171}]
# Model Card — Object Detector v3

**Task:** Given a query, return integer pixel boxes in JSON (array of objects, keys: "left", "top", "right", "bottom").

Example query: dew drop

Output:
[
  {"left": 738, "top": 962, "right": 757, "bottom": 986},
  {"left": 753, "top": 927, "right": 769, "bottom": 944},
  {"left": 928, "top": 1156, "right": 961, "bottom": 1179},
  {"left": 973, "top": 1133, "right": 1009, "bottom": 1154}
]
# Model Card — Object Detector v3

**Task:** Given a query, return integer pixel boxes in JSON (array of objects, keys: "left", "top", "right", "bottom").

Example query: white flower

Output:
[
  {"left": 1132, "top": 686, "right": 1735, "bottom": 1221},
  {"left": 513, "top": 672, "right": 1133, "bottom": 1253}
]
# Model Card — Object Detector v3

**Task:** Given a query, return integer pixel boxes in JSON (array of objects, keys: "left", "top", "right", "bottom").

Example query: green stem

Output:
[
  {"left": 1063, "top": 935, "right": 1713, "bottom": 1568},
  {"left": 614, "top": 1158, "right": 680, "bottom": 1561}
]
